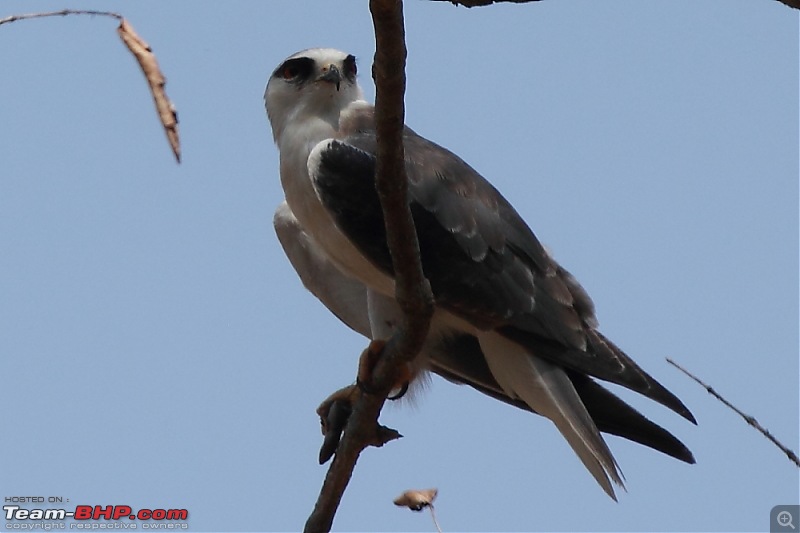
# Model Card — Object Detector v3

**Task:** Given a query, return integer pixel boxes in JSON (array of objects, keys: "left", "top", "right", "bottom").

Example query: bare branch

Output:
[
  {"left": 304, "top": 389, "right": 398, "bottom": 532},
  {"left": 431, "top": 0, "right": 538, "bottom": 6},
  {"left": 304, "top": 0, "right": 435, "bottom": 530},
  {"left": 0, "top": 9, "right": 122, "bottom": 25},
  {"left": 1, "top": 10, "right": 181, "bottom": 163},
  {"left": 667, "top": 358, "right": 800, "bottom": 468},
  {"left": 430, "top": 0, "right": 799, "bottom": 10},
  {"left": 370, "top": 0, "right": 435, "bottom": 357}
]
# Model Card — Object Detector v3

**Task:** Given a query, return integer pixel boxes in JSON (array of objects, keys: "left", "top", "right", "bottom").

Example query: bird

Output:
[{"left": 264, "top": 47, "right": 696, "bottom": 500}]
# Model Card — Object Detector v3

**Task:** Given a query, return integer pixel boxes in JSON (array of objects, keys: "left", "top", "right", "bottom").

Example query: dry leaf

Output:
[
  {"left": 393, "top": 488, "right": 438, "bottom": 511},
  {"left": 117, "top": 19, "right": 180, "bottom": 162}
]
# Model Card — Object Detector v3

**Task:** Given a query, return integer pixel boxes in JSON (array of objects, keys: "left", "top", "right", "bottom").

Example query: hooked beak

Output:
[{"left": 318, "top": 64, "right": 342, "bottom": 91}]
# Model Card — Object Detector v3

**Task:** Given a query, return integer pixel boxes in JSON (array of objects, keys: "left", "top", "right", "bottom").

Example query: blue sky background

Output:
[{"left": 1, "top": 1, "right": 797, "bottom": 531}]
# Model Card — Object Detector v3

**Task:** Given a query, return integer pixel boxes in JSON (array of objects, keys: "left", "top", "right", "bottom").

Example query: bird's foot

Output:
[
  {"left": 316, "top": 384, "right": 357, "bottom": 464},
  {"left": 355, "top": 339, "right": 411, "bottom": 400},
  {"left": 315, "top": 340, "right": 406, "bottom": 464}
]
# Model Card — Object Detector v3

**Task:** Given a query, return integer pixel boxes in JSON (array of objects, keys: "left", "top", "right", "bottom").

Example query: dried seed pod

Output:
[{"left": 393, "top": 488, "right": 438, "bottom": 511}]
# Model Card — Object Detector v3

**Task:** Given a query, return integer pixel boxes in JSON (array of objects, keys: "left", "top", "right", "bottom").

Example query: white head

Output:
[{"left": 264, "top": 48, "right": 365, "bottom": 142}]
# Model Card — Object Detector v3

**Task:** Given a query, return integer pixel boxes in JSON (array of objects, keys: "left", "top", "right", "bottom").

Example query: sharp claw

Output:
[{"left": 387, "top": 381, "right": 409, "bottom": 401}]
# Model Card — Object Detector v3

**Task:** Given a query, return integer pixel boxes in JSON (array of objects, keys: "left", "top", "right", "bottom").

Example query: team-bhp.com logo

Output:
[{"left": 4, "top": 504, "right": 188, "bottom": 529}]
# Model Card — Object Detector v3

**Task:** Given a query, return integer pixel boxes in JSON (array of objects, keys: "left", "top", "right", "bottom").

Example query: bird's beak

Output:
[{"left": 318, "top": 64, "right": 342, "bottom": 91}]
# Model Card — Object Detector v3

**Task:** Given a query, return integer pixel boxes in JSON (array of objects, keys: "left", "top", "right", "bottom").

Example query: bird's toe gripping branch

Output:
[
  {"left": 356, "top": 339, "right": 411, "bottom": 400},
  {"left": 315, "top": 340, "right": 406, "bottom": 464}
]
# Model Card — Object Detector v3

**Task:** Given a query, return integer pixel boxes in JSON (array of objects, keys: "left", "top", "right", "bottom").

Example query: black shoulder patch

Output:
[{"left": 311, "top": 141, "right": 393, "bottom": 274}]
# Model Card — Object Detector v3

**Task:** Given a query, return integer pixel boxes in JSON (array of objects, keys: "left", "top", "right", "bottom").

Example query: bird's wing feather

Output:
[
  {"left": 478, "top": 330, "right": 624, "bottom": 500},
  {"left": 431, "top": 334, "right": 695, "bottom": 464},
  {"left": 275, "top": 199, "right": 695, "bottom": 465},
  {"left": 309, "top": 129, "right": 694, "bottom": 423}
]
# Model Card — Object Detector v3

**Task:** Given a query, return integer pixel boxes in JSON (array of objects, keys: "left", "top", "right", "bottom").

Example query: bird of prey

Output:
[{"left": 265, "top": 48, "right": 695, "bottom": 500}]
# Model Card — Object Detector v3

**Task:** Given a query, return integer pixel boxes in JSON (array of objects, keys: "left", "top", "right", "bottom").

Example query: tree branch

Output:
[
  {"left": 667, "top": 358, "right": 800, "bottom": 468},
  {"left": 434, "top": 0, "right": 538, "bottom": 5},
  {"left": 370, "top": 0, "right": 435, "bottom": 357},
  {"left": 303, "top": 0, "right": 434, "bottom": 531},
  {"left": 431, "top": 0, "right": 800, "bottom": 10}
]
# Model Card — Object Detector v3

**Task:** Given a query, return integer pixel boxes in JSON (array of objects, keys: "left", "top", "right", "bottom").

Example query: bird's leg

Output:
[
  {"left": 315, "top": 340, "right": 406, "bottom": 464},
  {"left": 363, "top": 291, "right": 412, "bottom": 398}
]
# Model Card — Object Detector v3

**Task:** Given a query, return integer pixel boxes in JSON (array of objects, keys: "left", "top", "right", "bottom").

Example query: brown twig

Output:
[
  {"left": 370, "top": 0, "right": 435, "bottom": 356},
  {"left": 303, "top": 0, "right": 434, "bottom": 531},
  {"left": 667, "top": 358, "right": 800, "bottom": 468},
  {"left": 0, "top": 10, "right": 181, "bottom": 163}
]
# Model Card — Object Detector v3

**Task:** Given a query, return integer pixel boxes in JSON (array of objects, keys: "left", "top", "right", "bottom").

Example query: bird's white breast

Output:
[{"left": 278, "top": 116, "right": 395, "bottom": 297}]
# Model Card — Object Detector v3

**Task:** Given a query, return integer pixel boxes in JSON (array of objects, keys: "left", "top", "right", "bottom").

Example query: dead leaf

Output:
[
  {"left": 117, "top": 19, "right": 180, "bottom": 162},
  {"left": 393, "top": 488, "right": 438, "bottom": 511}
]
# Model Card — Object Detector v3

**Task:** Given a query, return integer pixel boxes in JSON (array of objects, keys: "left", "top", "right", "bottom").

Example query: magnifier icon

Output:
[{"left": 778, "top": 510, "right": 796, "bottom": 529}]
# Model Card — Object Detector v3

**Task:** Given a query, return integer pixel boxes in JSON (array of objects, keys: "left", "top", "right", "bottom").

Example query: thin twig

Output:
[
  {"left": 434, "top": 0, "right": 538, "bottom": 6},
  {"left": 1, "top": 10, "right": 181, "bottom": 162},
  {"left": 667, "top": 358, "right": 799, "bottom": 468},
  {"left": 429, "top": 505, "right": 443, "bottom": 533},
  {"left": 0, "top": 9, "right": 122, "bottom": 26},
  {"left": 430, "top": 0, "right": 799, "bottom": 10}
]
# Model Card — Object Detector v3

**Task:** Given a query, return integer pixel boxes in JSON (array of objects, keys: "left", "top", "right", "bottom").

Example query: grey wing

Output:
[
  {"left": 273, "top": 201, "right": 371, "bottom": 338},
  {"left": 279, "top": 174, "right": 694, "bottom": 467},
  {"left": 309, "top": 131, "right": 694, "bottom": 424}
]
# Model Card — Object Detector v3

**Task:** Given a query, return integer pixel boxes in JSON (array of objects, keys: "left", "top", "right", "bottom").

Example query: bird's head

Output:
[{"left": 265, "top": 48, "right": 364, "bottom": 142}]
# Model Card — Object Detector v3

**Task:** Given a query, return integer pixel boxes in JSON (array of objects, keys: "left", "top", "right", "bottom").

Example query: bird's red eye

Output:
[
  {"left": 276, "top": 57, "right": 313, "bottom": 82},
  {"left": 282, "top": 65, "right": 299, "bottom": 79}
]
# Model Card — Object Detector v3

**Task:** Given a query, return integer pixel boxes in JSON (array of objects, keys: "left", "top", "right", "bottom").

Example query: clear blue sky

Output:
[{"left": 1, "top": 1, "right": 797, "bottom": 531}]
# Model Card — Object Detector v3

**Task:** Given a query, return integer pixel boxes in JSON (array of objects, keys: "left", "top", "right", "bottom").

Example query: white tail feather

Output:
[{"left": 479, "top": 331, "right": 625, "bottom": 500}]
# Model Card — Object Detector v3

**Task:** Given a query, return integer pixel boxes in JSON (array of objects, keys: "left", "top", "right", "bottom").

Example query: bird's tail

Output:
[{"left": 478, "top": 332, "right": 624, "bottom": 500}]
